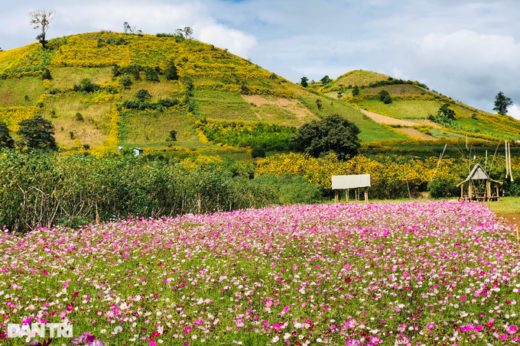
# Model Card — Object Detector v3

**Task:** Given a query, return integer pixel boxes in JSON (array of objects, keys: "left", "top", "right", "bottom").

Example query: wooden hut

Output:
[{"left": 456, "top": 164, "right": 502, "bottom": 201}]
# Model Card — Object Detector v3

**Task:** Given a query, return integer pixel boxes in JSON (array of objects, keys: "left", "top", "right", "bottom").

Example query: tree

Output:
[
  {"left": 169, "top": 130, "right": 177, "bottom": 141},
  {"left": 41, "top": 68, "right": 52, "bottom": 80},
  {"left": 16, "top": 116, "right": 58, "bottom": 151},
  {"left": 120, "top": 75, "right": 132, "bottom": 89},
  {"left": 251, "top": 147, "right": 266, "bottom": 158},
  {"left": 438, "top": 103, "right": 455, "bottom": 120},
  {"left": 29, "top": 10, "right": 55, "bottom": 49},
  {"left": 383, "top": 95, "right": 393, "bottom": 104},
  {"left": 0, "top": 121, "right": 15, "bottom": 149},
  {"left": 316, "top": 99, "right": 323, "bottom": 110},
  {"left": 123, "top": 22, "right": 134, "bottom": 34},
  {"left": 145, "top": 67, "right": 159, "bottom": 82},
  {"left": 352, "top": 86, "right": 360, "bottom": 97},
  {"left": 493, "top": 91, "right": 513, "bottom": 115},
  {"left": 165, "top": 60, "right": 179, "bottom": 81},
  {"left": 135, "top": 89, "right": 152, "bottom": 101},
  {"left": 378, "top": 90, "right": 389, "bottom": 101},
  {"left": 183, "top": 27, "right": 193, "bottom": 39},
  {"left": 292, "top": 114, "right": 361, "bottom": 160},
  {"left": 300, "top": 77, "right": 308, "bottom": 88},
  {"left": 320, "top": 75, "right": 332, "bottom": 85}
]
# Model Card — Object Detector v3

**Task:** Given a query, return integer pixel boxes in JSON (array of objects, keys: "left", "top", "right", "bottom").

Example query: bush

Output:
[
  {"left": 352, "top": 86, "right": 360, "bottom": 96},
  {"left": 135, "top": 89, "right": 152, "bottom": 101},
  {"left": 120, "top": 75, "right": 132, "bottom": 89},
  {"left": 74, "top": 79, "right": 100, "bottom": 93},
  {"left": 145, "top": 67, "right": 160, "bottom": 82},
  {"left": 41, "top": 68, "right": 52, "bottom": 80},
  {"left": 383, "top": 94, "right": 393, "bottom": 104},
  {"left": 75, "top": 113, "right": 84, "bottom": 121},
  {"left": 165, "top": 60, "right": 179, "bottom": 81},
  {"left": 251, "top": 147, "right": 266, "bottom": 158},
  {"left": 0, "top": 152, "right": 320, "bottom": 232},
  {"left": 169, "top": 130, "right": 177, "bottom": 141}
]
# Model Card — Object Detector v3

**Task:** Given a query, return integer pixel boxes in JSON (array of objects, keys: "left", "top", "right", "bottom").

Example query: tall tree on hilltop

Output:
[
  {"left": 0, "top": 122, "right": 15, "bottom": 149},
  {"left": 493, "top": 92, "right": 513, "bottom": 115},
  {"left": 16, "top": 116, "right": 58, "bottom": 151},
  {"left": 300, "top": 77, "right": 308, "bottom": 88},
  {"left": 29, "top": 10, "right": 55, "bottom": 49},
  {"left": 183, "top": 27, "right": 193, "bottom": 39}
]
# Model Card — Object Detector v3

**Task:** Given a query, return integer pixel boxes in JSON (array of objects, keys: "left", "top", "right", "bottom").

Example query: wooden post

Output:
[
  {"left": 364, "top": 187, "right": 368, "bottom": 203},
  {"left": 346, "top": 189, "right": 349, "bottom": 202},
  {"left": 486, "top": 181, "right": 491, "bottom": 200},
  {"left": 461, "top": 184, "right": 463, "bottom": 200},
  {"left": 468, "top": 182, "right": 473, "bottom": 200},
  {"left": 96, "top": 213, "right": 100, "bottom": 224},
  {"left": 334, "top": 190, "right": 339, "bottom": 204},
  {"left": 496, "top": 186, "right": 499, "bottom": 200}
]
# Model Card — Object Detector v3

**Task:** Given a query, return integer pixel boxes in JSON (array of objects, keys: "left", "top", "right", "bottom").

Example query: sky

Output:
[{"left": 1, "top": 0, "right": 520, "bottom": 117}]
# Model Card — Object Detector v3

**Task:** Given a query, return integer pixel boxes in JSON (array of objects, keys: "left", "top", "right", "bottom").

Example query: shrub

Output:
[
  {"left": 41, "top": 68, "right": 51, "bottom": 80},
  {"left": 316, "top": 99, "right": 323, "bottom": 110},
  {"left": 251, "top": 147, "right": 266, "bottom": 158},
  {"left": 145, "top": 67, "right": 160, "bottom": 82},
  {"left": 0, "top": 121, "right": 14, "bottom": 149},
  {"left": 352, "top": 86, "right": 360, "bottom": 96},
  {"left": 378, "top": 90, "right": 389, "bottom": 101},
  {"left": 75, "top": 113, "right": 84, "bottom": 121},
  {"left": 135, "top": 89, "right": 152, "bottom": 101},
  {"left": 170, "top": 130, "right": 177, "bottom": 141},
  {"left": 383, "top": 94, "right": 393, "bottom": 104},
  {"left": 165, "top": 60, "right": 179, "bottom": 81},
  {"left": 74, "top": 79, "right": 100, "bottom": 93},
  {"left": 120, "top": 75, "right": 132, "bottom": 89}
]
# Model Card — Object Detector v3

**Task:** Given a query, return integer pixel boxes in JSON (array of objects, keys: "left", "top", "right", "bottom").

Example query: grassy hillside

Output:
[
  {"left": 1, "top": 33, "right": 519, "bottom": 157},
  {"left": 0, "top": 32, "right": 410, "bottom": 155}
]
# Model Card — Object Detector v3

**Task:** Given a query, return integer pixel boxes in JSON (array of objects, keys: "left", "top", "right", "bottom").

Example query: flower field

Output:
[{"left": 0, "top": 201, "right": 519, "bottom": 345}]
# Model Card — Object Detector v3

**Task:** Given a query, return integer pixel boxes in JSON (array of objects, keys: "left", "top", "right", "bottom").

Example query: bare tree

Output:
[
  {"left": 29, "top": 10, "right": 55, "bottom": 49},
  {"left": 183, "top": 27, "right": 193, "bottom": 39}
]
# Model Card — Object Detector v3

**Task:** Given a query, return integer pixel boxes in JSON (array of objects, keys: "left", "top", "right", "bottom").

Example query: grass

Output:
[
  {"left": 119, "top": 110, "right": 192, "bottom": 144},
  {"left": 194, "top": 89, "right": 258, "bottom": 121},
  {"left": 486, "top": 197, "right": 520, "bottom": 214},
  {"left": 50, "top": 67, "right": 113, "bottom": 88},
  {"left": 456, "top": 118, "right": 518, "bottom": 140},
  {"left": 357, "top": 84, "right": 424, "bottom": 96},
  {"left": 296, "top": 93, "right": 409, "bottom": 142},
  {"left": 332, "top": 69, "right": 391, "bottom": 88},
  {"left": 42, "top": 93, "right": 112, "bottom": 147},
  {"left": 121, "top": 77, "right": 182, "bottom": 101},
  {"left": 355, "top": 99, "right": 442, "bottom": 119},
  {"left": 0, "top": 77, "right": 46, "bottom": 107}
]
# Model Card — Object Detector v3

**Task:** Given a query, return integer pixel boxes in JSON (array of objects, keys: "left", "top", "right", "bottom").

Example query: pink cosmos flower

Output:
[{"left": 509, "top": 325, "right": 518, "bottom": 334}]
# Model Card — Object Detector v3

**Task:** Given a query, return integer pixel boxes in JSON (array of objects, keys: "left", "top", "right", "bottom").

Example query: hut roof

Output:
[{"left": 456, "top": 164, "right": 502, "bottom": 187}]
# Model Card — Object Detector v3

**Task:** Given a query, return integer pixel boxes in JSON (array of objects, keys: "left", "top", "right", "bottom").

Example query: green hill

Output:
[{"left": 1, "top": 33, "right": 519, "bottom": 157}]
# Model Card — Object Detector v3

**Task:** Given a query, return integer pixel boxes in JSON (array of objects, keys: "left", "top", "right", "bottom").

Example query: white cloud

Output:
[
  {"left": 198, "top": 23, "right": 257, "bottom": 58},
  {"left": 508, "top": 104, "right": 520, "bottom": 120}
]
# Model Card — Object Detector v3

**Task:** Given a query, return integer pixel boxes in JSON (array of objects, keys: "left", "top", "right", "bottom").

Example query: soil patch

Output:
[
  {"left": 359, "top": 109, "right": 440, "bottom": 128},
  {"left": 242, "top": 95, "right": 319, "bottom": 126}
]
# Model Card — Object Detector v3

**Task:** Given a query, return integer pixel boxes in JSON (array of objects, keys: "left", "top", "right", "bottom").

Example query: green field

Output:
[
  {"left": 0, "top": 77, "right": 46, "bottom": 107},
  {"left": 194, "top": 89, "right": 259, "bottom": 121},
  {"left": 355, "top": 99, "right": 442, "bottom": 119}
]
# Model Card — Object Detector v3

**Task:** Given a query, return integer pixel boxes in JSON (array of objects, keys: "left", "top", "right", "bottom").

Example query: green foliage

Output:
[
  {"left": 252, "top": 174, "right": 322, "bottom": 205},
  {"left": 352, "top": 85, "right": 360, "bottom": 96},
  {"left": 438, "top": 103, "right": 455, "bottom": 120},
  {"left": 75, "top": 112, "right": 84, "bottom": 121},
  {"left": 135, "top": 89, "right": 152, "bottom": 101},
  {"left": 41, "top": 68, "right": 52, "bottom": 80},
  {"left": 316, "top": 99, "right": 323, "bottom": 110},
  {"left": 251, "top": 147, "right": 266, "bottom": 158},
  {"left": 0, "top": 122, "right": 15, "bottom": 149},
  {"left": 16, "top": 116, "right": 58, "bottom": 151},
  {"left": 145, "top": 67, "right": 160, "bottom": 82},
  {"left": 378, "top": 90, "right": 389, "bottom": 101},
  {"left": 428, "top": 177, "right": 460, "bottom": 198},
  {"left": 0, "top": 152, "right": 319, "bottom": 232},
  {"left": 57, "top": 215, "right": 92, "bottom": 229},
  {"left": 292, "top": 114, "right": 361, "bottom": 160},
  {"left": 120, "top": 75, "right": 132, "bottom": 89},
  {"left": 73, "top": 79, "right": 100, "bottom": 93},
  {"left": 169, "top": 130, "right": 177, "bottom": 141},
  {"left": 199, "top": 120, "right": 298, "bottom": 151},
  {"left": 494, "top": 91, "right": 513, "bottom": 115},
  {"left": 165, "top": 60, "right": 179, "bottom": 81},
  {"left": 300, "top": 77, "right": 308, "bottom": 88},
  {"left": 320, "top": 75, "right": 332, "bottom": 85},
  {"left": 122, "top": 97, "right": 180, "bottom": 111},
  {"left": 383, "top": 94, "right": 393, "bottom": 104}
]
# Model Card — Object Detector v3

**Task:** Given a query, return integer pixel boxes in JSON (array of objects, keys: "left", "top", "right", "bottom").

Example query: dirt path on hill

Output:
[
  {"left": 359, "top": 109, "right": 440, "bottom": 128},
  {"left": 241, "top": 95, "right": 320, "bottom": 124},
  {"left": 394, "top": 127, "right": 437, "bottom": 141}
]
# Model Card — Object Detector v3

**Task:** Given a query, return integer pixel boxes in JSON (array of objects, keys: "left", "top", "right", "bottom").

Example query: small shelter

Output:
[
  {"left": 332, "top": 174, "right": 371, "bottom": 203},
  {"left": 456, "top": 164, "right": 502, "bottom": 201},
  {"left": 133, "top": 148, "right": 144, "bottom": 156}
]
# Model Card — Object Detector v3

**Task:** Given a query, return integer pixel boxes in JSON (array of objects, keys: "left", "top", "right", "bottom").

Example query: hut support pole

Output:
[
  {"left": 346, "top": 189, "right": 349, "bottom": 202},
  {"left": 468, "top": 183, "right": 473, "bottom": 200},
  {"left": 334, "top": 190, "right": 339, "bottom": 204},
  {"left": 486, "top": 181, "right": 491, "bottom": 200},
  {"left": 461, "top": 184, "right": 463, "bottom": 200},
  {"left": 364, "top": 187, "right": 368, "bottom": 203}
]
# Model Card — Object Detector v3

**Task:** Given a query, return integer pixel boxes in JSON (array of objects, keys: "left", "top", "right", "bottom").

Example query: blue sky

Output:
[{"left": 2, "top": 0, "right": 520, "bottom": 117}]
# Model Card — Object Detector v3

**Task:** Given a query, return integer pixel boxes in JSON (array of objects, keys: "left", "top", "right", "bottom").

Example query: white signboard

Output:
[{"left": 332, "top": 175, "right": 371, "bottom": 190}]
